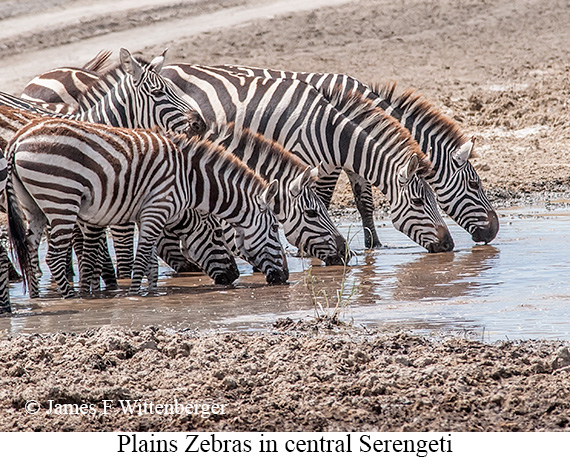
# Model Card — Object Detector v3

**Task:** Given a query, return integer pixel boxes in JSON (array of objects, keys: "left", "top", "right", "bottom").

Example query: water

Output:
[{"left": 2, "top": 204, "right": 570, "bottom": 341}]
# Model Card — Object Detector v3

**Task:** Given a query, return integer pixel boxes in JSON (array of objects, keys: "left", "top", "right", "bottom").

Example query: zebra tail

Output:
[{"left": 6, "top": 177, "right": 30, "bottom": 291}]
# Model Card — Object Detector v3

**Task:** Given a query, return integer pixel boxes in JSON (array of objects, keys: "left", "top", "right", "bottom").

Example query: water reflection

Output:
[{"left": 391, "top": 245, "right": 499, "bottom": 301}]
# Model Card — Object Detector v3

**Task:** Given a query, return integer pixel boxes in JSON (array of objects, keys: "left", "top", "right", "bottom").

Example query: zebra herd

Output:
[{"left": 0, "top": 48, "right": 499, "bottom": 314}]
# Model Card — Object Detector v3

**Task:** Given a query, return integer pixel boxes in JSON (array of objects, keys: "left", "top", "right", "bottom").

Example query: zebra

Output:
[
  {"left": 0, "top": 103, "right": 243, "bottom": 290},
  {"left": 205, "top": 64, "right": 499, "bottom": 247},
  {"left": 149, "top": 122, "right": 349, "bottom": 270},
  {"left": 158, "top": 64, "right": 453, "bottom": 253},
  {"left": 0, "top": 150, "right": 9, "bottom": 312},
  {"left": 7, "top": 117, "right": 288, "bottom": 299}
]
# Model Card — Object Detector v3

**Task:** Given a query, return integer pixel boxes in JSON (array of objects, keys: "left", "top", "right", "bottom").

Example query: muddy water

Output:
[{"left": 1, "top": 204, "right": 570, "bottom": 341}]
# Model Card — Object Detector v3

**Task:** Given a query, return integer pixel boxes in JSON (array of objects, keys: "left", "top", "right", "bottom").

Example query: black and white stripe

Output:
[
  {"left": 2, "top": 49, "right": 208, "bottom": 283},
  {"left": 159, "top": 64, "right": 452, "bottom": 252}
]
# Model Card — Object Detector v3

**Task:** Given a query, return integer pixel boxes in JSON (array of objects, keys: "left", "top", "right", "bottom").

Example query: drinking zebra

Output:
[
  {"left": 204, "top": 65, "right": 499, "bottom": 248},
  {"left": 0, "top": 104, "right": 241, "bottom": 290},
  {"left": 7, "top": 118, "right": 288, "bottom": 299}
]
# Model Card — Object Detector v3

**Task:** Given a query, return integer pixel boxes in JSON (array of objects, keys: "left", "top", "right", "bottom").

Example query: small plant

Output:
[{"left": 303, "top": 228, "right": 359, "bottom": 323}]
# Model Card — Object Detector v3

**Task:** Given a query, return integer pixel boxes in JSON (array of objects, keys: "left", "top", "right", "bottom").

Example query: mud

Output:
[
  {"left": 0, "top": 0, "right": 570, "bottom": 432},
  {"left": 1, "top": 323, "right": 569, "bottom": 432}
]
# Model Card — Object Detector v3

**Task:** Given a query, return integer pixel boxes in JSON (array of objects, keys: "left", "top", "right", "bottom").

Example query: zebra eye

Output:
[
  {"left": 272, "top": 223, "right": 280, "bottom": 231},
  {"left": 305, "top": 209, "right": 318, "bottom": 218},
  {"left": 468, "top": 179, "right": 480, "bottom": 191},
  {"left": 411, "top": 197, "right": 424, "bottom": 206},
  {"left": 151, "top": 88, "right": 166, "bottom": 97}
]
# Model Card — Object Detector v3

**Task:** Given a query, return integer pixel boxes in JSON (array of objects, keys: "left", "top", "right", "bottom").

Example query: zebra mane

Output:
[
  {"left": 207, "top": 122, "right": 315, "bottom": 178},
  {"left": 371, "top": 81, "right": 470, "bottom": 153},
  {"left": 82, "top": 50, "right": 114, "bottom": 74},
  {"left": 320, "top": 85, "right": 432, "bottom": 175},
  {"left": 73, "top": 54, "right": 155, "bottom": 111},
  {"left": 166, "top": 131, "right": 269, "bottom": 189}
]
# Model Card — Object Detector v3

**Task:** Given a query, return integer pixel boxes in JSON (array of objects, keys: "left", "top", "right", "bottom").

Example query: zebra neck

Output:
[
  {"left": 73, "top": 73, "right": 134, "bottom": 128},
  {"left": 209, "top": 128, "right": 303, "bottom": 220},
  {"left": 380, "top": 96, "right": 464, "bottom": 187},
  {"left": 182, "top": 139, "right": 261, "bottom": 228}
]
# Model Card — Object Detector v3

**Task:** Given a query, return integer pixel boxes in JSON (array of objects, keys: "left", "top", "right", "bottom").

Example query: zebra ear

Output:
[
  {"left": 149, "top": 49, "right": 167, "bottom": 74},
  {"left": 289, "top": 167, "right": 313, "bottom": 197},
  {"left": 453, "top": 139, "right": 475, "bottom": 165},
  {"left": 311, "top": 163, "right": 322, "bottom": 180},
  {"left": 119, "top": 48, "right": 144, "bottom": 84},
  {"left": 260, "top": 179, "right": 279, "bottom": 208},
  {"left": 398, "top": 154, "right": 419, "bottom": 185}
]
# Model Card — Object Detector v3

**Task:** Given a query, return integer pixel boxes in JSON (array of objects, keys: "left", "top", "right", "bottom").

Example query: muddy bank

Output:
[{"left": 1, "top": 321, "right": 569, "bottom": 432}]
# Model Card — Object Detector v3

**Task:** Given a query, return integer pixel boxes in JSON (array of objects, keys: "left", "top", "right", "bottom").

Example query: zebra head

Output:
[
  {"left": 285, "top": 165, "right": 349, "bottom": 265},
  {"left": 391, "top": 154, "right": 455, "bottom": 253},
  {"left": 165, "top": 209, "right": 240, "bottom": 285},
  {"left": 434, "top": 139, "right": 499, "bottom": 244},
  {"left": 119, "top": 48, "right": 206, "bottom": 137},
  {"left": 233, "top": 179, "right": 289, "bottom": 284}
]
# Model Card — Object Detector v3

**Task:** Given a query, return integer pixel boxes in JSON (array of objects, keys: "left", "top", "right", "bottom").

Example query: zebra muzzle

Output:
[
  {"left": 471, "top": 210, "right": 500, "bottom": 244},
  {"left": 427, "top": 226, "right": 455, "bottom": 253},
  {"left": 186, "top": 112, "right": 207, "bottom": 137}
]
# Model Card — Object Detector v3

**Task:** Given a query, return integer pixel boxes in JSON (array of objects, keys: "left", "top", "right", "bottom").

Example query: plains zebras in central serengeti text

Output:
[
  {"left": 20, "top": 56, "right": 453, "bottom": 253},
  {"left": 7, "top": 117, "right": 288, "bottom": 299},
  {"left": 158, "top": 64, "right": 453, "bottom": 253},
  {"left": 207, "top": 64, "right": 499, "bottom": 248}
]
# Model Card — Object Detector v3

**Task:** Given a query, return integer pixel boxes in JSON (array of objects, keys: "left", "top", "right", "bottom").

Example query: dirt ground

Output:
[{"left": 0, "top": 0, "right": 570, "bottom": 432}]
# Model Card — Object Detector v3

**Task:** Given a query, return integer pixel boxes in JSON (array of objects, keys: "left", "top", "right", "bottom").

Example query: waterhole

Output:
[{"left": 2, "top": 203, "right": 569, "bottom": 341}]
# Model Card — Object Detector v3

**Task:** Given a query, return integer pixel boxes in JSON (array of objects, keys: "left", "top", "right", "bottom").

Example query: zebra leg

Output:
[
  {"left": 26, "top": 217, "right": 46, "bottom": 299},
  {"left": 99, "top": 235, "right": 119, "bottom": 290},
  {"left": 45, "top": 225, "right": 76, "bottom": 298},
  {"left": 73, "top": 225, "right": 117, "bottom": 291},
  {"left": 77, "top": 224, "right": 106, "bottom": 295},
  {"left": 129, "top": 221, "right": 162, "bottom": 295},
  {"left": 110, "top": 224, "right": 135, "bottom": 279},
  {"left": 345, "top": 170, "right": 381, "bottom": 249},
  {"left": 0, "top": 245, "right": 11, "bottom": 313},
  {"left": 145, "top": 247, "right": 159, "bottom": 293},
  {"left": 8, "top": 260, "right": 22, "bottom": 282}
]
